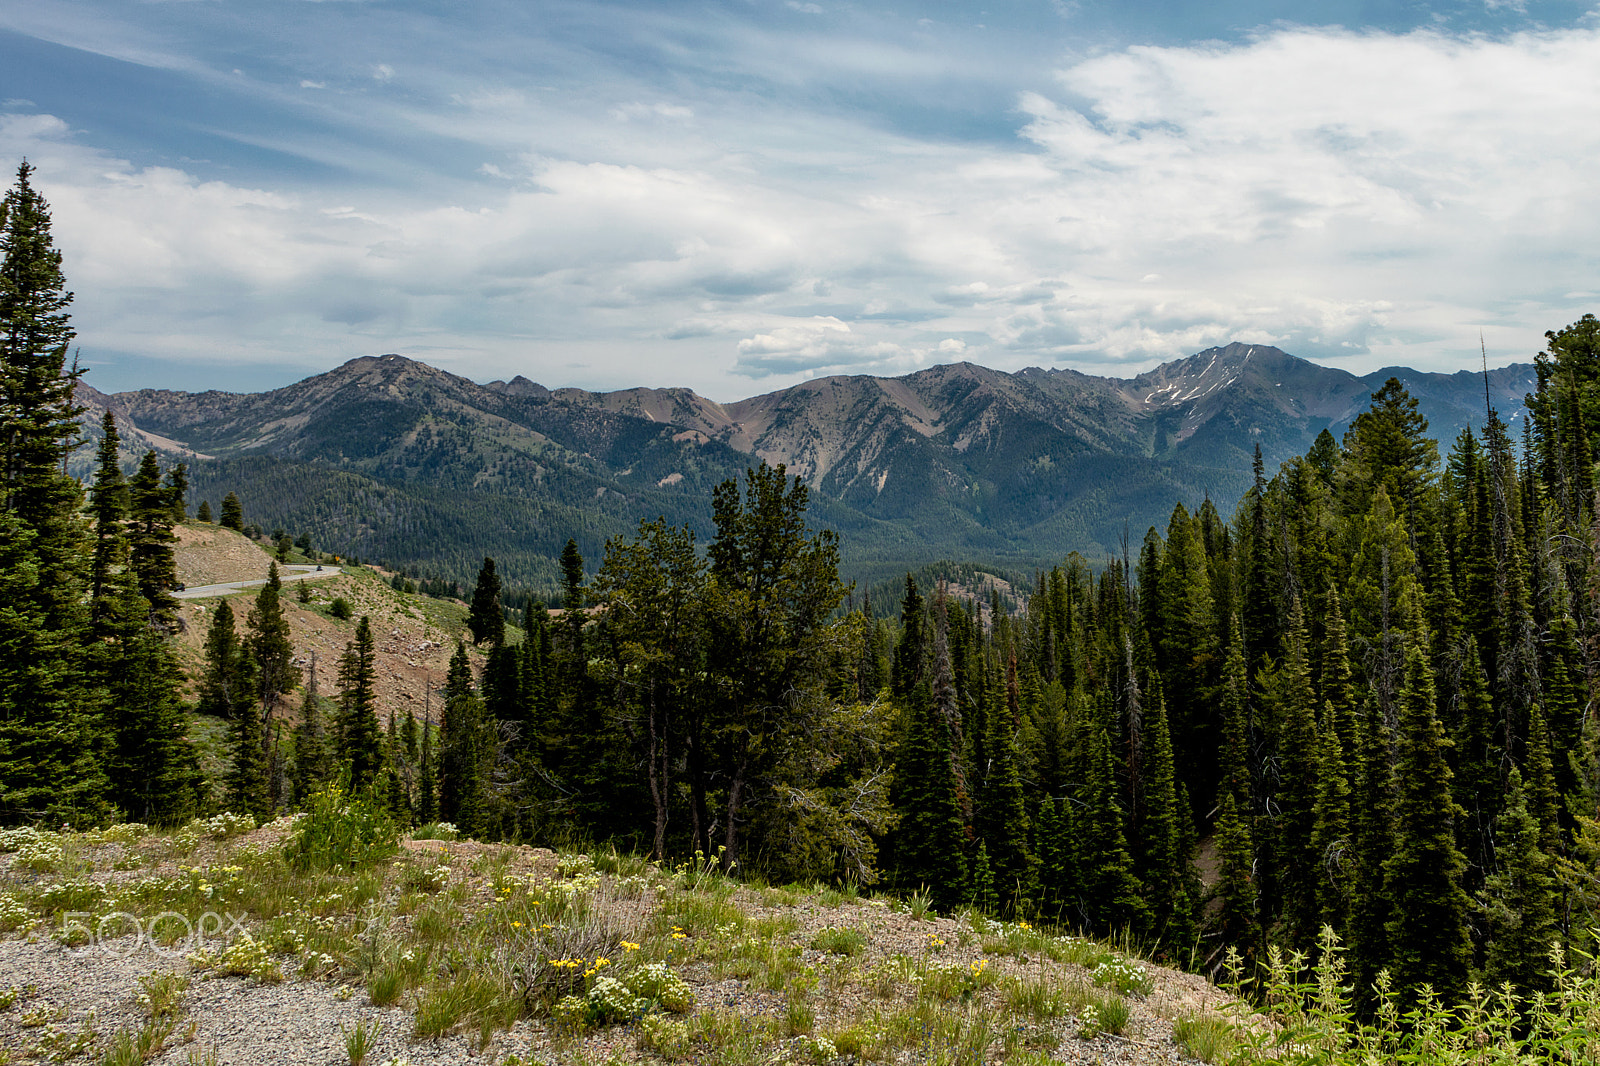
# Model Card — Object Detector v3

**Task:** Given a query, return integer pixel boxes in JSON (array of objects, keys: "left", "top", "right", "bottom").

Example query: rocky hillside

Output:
[{"left": 169, "top": 523, "right": 474, "bottom": 728}]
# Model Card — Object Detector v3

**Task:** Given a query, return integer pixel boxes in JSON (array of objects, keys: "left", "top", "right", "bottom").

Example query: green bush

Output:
[
  {"left": 329, "top": 597, "right": 353, "bottom": 620},
  {"left": 286, "top": 783, "right": 398, "bottom": 872}
]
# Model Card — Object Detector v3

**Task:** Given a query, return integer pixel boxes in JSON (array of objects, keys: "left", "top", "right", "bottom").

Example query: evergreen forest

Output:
[{"left": 13, "top": 158, "right": 1600, "bottom": 1028}]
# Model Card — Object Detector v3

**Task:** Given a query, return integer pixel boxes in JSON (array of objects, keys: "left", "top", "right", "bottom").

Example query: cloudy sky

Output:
[{"left": 2, "top": 0, "right": 1598, "bottom": 399}]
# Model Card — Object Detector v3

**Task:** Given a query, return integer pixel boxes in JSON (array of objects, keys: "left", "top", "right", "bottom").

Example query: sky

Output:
[{"left": 2, "top": 0, "right": 1598, "bottom": 400}]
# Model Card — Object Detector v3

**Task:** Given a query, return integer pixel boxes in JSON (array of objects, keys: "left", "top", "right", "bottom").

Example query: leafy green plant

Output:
[
  {"left": 136, "top": 971, "right": 189, "bottom": 1020},
  {"left": 409, "top": 822, "right": 459, "bottom": 842},
  {"left": 1091, "top": 956, "right": 1153, "bottom": 996},
  {"left": 286, "top": 783, "right": 398, "bottom": 872}
]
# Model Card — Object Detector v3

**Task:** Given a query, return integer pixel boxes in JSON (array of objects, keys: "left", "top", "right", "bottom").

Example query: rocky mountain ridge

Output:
[{"left": 76, "top": 345, "right": 1538, "bottom": 590}]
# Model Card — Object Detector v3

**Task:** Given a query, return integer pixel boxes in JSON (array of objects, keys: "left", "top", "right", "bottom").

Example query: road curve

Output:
[{"left": 174, "top": 565, "right": 344, "bottom": 600}]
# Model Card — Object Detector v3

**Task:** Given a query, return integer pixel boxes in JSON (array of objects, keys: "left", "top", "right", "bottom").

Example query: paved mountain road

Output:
[{"left": 173, "top": 565, "right": 343, "bottom": 599}]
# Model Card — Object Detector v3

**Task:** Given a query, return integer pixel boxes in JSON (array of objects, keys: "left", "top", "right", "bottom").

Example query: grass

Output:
[
  {"left": 1001, "top": 972, "right": 1068, "bottom": 1019},
  {"left": 340, "top": 1017, "right": 381, "bottom": 1066},
  {"left": 99, "top": 1018, "right": 174, "bottom": 1066},
  {"left": 1173, "top": 1011, "right": 1238, "bottom": 1064},
  {"left": 810, "top": 925, "right": 867, "bottom": 956}
]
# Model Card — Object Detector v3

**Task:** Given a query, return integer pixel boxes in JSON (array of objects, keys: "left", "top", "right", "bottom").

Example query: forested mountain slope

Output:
[{"left": 80, "top": 345, "right": 1535, "bottom": 592}]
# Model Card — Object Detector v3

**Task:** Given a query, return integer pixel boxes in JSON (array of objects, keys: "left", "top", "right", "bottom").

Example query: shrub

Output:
[
  {"left": 625, "top": 962, "right": 694, "bottom": 1014},
  {"left": 286, "top": 785, "right": 398, "bottom": 872},
  {"left": 189, "top": 933, "right": 283, "bottom": 983},
  {"left": 189, "top": 812, "right": 256, "bottom": 839},
  {"left": 0, "top": 827, "right": 47, "bottom": 853},
  {"left": 637, "top": 1014, "right": 691, "bottom": 1058},
  {"left": 98, "top": 822, "right": 151, "bottom": 845},
  {"left": 0, "top": 894, "right": 36, "bottom": 933},
  {"left": 410, "top": 822, "right": 459, "bottom": 841},
  {"left": 12, "top": 837, "right": 62, "bottom": 872},
  {"left": 1091, "top": 957, "right": 1153, "bottom": 996}
]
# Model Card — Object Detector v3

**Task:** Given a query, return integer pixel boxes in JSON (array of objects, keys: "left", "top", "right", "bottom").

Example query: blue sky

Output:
[{"left": 2, "top": 0, "right": 1598, "bottom": 398}]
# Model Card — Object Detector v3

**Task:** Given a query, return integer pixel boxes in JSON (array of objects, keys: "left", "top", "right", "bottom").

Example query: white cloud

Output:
[
  {"left": 5, "top": 22, "right": 1600, "bottom": 398},
  {"left": 609, "top": 102, "right": 695, "bottom": 122},
  {"left": 371, "top": 63, "right": 394, "bottom": 82}
]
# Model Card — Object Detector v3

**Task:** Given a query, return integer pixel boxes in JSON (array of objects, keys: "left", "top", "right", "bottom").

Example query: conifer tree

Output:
[
  {"left": 197, "top": 499, "right": 212, "bottom": 523},
  {"left": 0, "top": 161, "right": 88, "bottom": 619},
  {"left": 88, "top": 411, "right": 128, "bottom": 616},
  {"left": 417, "top": 713, "right": 439, "bottom": 823},
  {"left": 1453, "top": 639, "right": 1500, "bottom": 890},
  {"left": 103, "top": 589, "right": 199, "bottom": 824},
  {"left": 336, "top": 615, "right": 382, "bottom": 791},
  {"left": 1384, "top": 612, "right": 1472, "bottom": 1003},
  {"left": 196, "top": 600, "right": 252, "bottom": 719},
  {"left": 521, "top": 606, "right": 548, "bottom": 732},
  {"left": 1213, "top": 789, "right": 1259, "bottom": 965},
  {"left": 1036, "top": 796, "right": 1075, "bottom": 916},
  {"left": 164, "top": 462, "right": 187, "bottom": 523},
  {"left": 1241, "top": 445, "right": 1279, "bottom": 675},
  {"left": 220, "top": 491, "right": 243, "bottom": 530},
  {"left": 127, "top": 451, "right": 178, "bottom": 622},
  {"left": 226, "top": 696, "right": 272, "bottom": 824},
  {"left": 1311, "top": 701, "right": 1352, "bottom": 938},
  {"left": 895, "top": 678, "right": 967, "bottom": 910},
  {"left": 1526, "top": 707, "right": 1564, "bottom": 859},
  {"left": 1138, "top": 676, "right": 1195, "bottom": 953},
  {"left": 0, "top": 162, "right": 107, "bottom": 825},
  {"left": 247, "top": 563, "right": 297, "bottom": 718},
  {"left": 1158, "top": 503, "right": 1219, "bottom": 808},
  {"left": 292, "top": 684, "right": 332, "bottom": 806},
  {"left": 468, "top": 556, "right": 505, "bottom": 646},
  {"left": 967, "top": 841, "right": 998, "bottom": 913},
  {"left": 483, "top": 641, "right": 522, "bottom": 725},
  {"left": 1273, "top": 596, "right": 1322, "bottom": 945},
  {"left": 1076, "top": 723, "right": 1147, "bottom": 936},
  {"left": 892, "top": 574, "right": 926, "bottom": 699},
  {"left": 1481, "top": 766, "right": 1559, "bottom": 994},
  {"left": 1348, "top": 693, "right": 1396, "bottom": 995},
  {"left": 975, "top": 653, "right": 1032, "bottom": 913},
  {"left": 1318, "top": 587, "right": 1357, "bottom": 763},
  {"left": 445, "top": 640, "right": 474, "bottom": 706}
]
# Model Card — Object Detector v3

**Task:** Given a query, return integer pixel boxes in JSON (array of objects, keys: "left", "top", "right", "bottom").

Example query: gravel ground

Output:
[{"left": 0, "top": 928, "right": 1218, "bottom": 1066}]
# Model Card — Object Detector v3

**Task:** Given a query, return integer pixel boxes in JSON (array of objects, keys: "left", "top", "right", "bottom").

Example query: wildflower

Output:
[
  {"left": 512, "top": 921, "right": 522, "bottom": 928},
  {"left": 621, "top": 941, "right": 640, "bottom": 952}
]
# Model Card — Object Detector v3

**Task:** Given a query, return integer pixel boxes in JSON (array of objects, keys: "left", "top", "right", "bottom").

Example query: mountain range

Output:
[{"left": 75, "top": 343, "right": 1538, "bottom": 593}]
